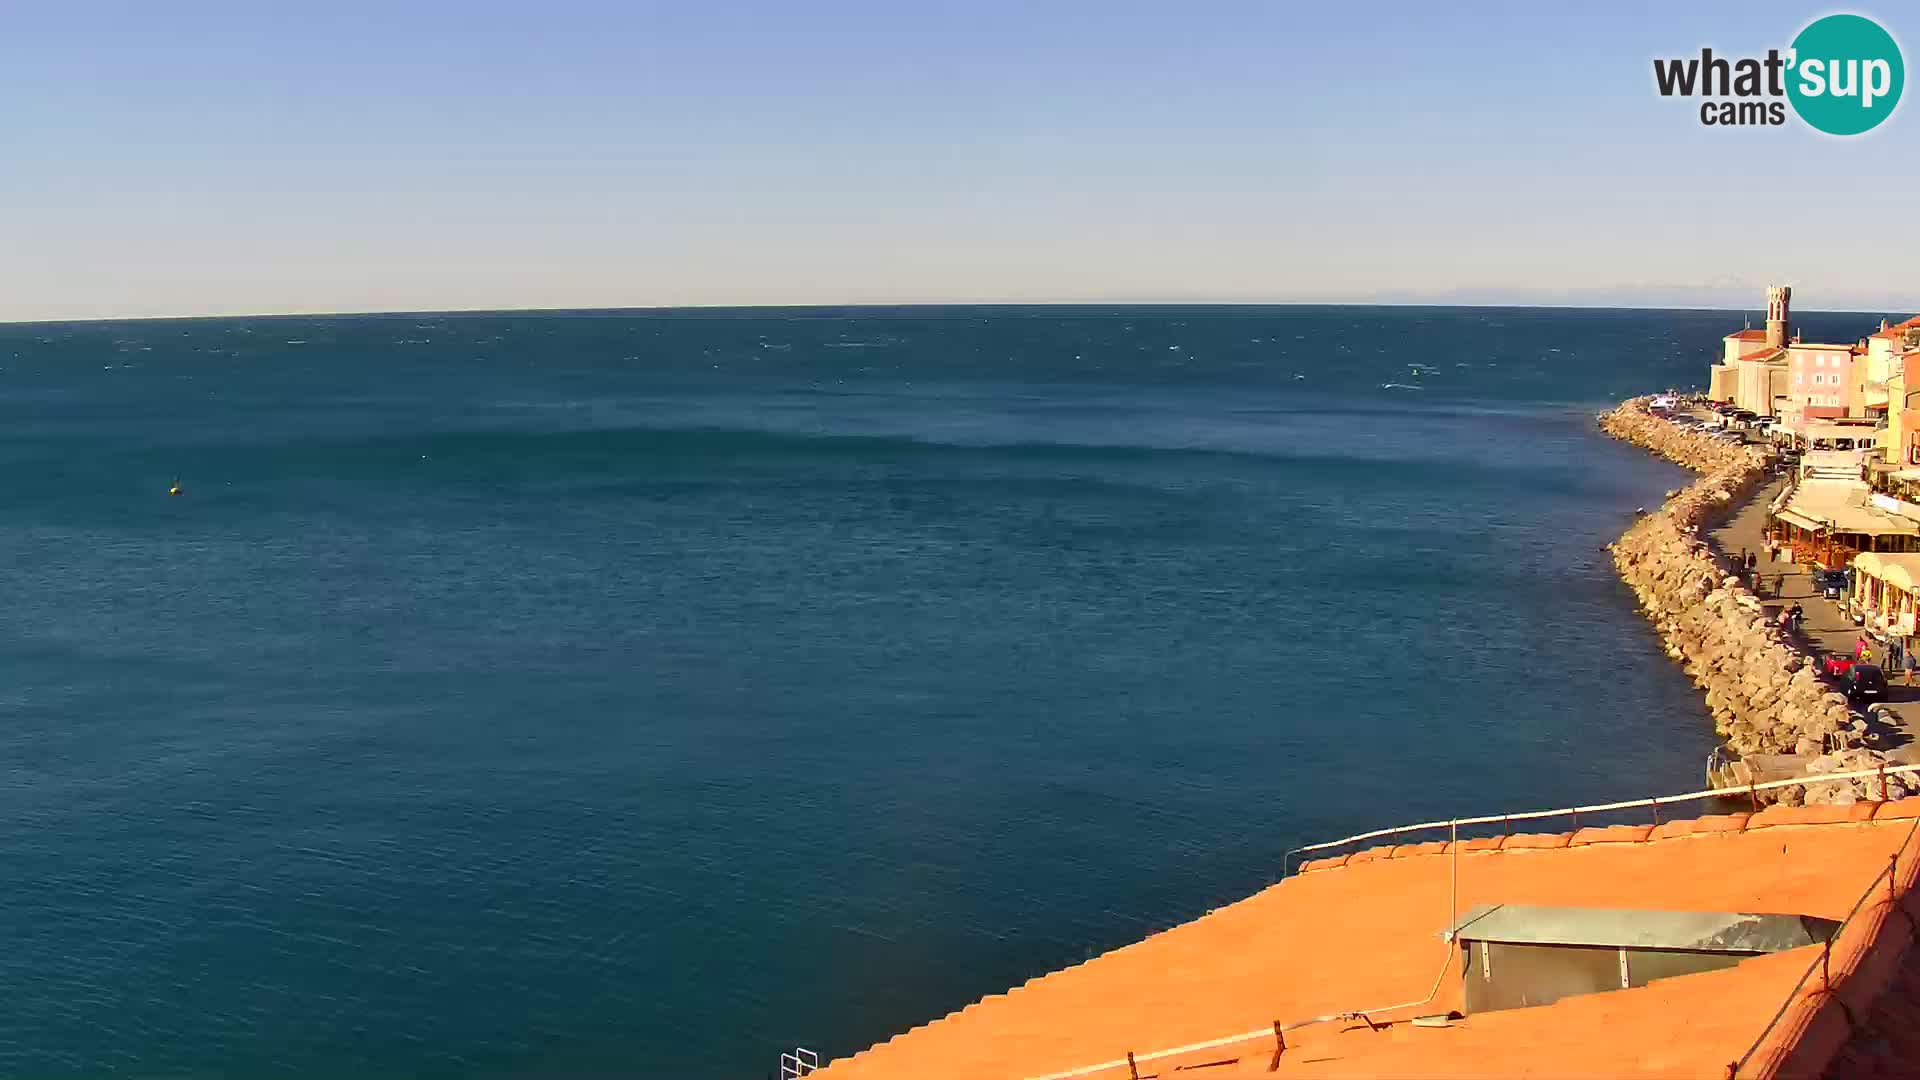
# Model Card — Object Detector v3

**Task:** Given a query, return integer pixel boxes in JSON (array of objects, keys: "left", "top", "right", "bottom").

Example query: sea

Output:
[{"left": 0, "top": 305, "right": 1887, "bottom": 1078}]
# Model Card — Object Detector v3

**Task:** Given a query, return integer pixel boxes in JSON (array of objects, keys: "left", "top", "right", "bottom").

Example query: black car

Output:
[
  {"left": 1847, "top": 663, "right": 1888, "bottom": 704},
  {"left": 1815, "top": 569, "right": 1851, "bottom": 600}
]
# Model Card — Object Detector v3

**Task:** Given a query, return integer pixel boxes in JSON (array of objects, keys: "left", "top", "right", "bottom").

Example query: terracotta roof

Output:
[
  {"left": 810, "top": 802, "right": 1920, "bottom": 1080},
  {"left": 1870, "top": 317, "right": 1920, "bottom": 340},
  {"left": 1739, "top": 347, "right": 1783, "bottom": 362},
  {"left": 1730, "top": 329, "right": 1770, "bottom": 341},
  {"left": 1824, "top": 908, "right": 1920, "bottom": 1076}
]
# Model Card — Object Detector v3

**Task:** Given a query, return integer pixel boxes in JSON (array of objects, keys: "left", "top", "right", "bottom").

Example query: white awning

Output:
[{"left": 1773, "top": 480, "right": 1920, "bottom": 537}]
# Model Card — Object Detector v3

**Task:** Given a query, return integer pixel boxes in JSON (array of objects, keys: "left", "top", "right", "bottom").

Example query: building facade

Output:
[{"left": 1786, "top": 343, "right": 1855, "bottom": 420}]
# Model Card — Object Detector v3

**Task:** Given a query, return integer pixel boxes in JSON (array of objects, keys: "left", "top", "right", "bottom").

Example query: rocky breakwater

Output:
[{"left": 1600, "top": 398, "right": 1907, "bottom": 807}]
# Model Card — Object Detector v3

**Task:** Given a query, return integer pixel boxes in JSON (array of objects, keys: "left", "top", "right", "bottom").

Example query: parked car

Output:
[
  {"left": 1847, "top": 663, "right": 1888, "bottom": 704},
  {"left": 1823, "top": 653, "right": 1858, "bottom": 678},
  {"left": 1815, "top": 569, "right": 1851, "bottom": 600}
]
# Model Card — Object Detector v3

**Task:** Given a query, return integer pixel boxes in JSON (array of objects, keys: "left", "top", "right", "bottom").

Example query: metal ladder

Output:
[{"left": 779, "top": 1048, "right": 819, "bottom": 1079}]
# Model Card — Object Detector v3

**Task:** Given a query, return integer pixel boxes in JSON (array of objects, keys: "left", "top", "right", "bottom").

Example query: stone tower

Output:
[{"left": 1765, "top": 286, "right": 1791, "bottom": 348}]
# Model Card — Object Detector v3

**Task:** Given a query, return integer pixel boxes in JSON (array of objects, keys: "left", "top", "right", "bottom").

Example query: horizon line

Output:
[{"left": 5, "top": 297, "right": 1912, "bottom": 328}]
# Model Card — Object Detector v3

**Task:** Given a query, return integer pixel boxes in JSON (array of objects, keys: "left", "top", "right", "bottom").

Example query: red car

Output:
[{"left": 1822, "top": 654, "right": 1857, "bottom": 678}]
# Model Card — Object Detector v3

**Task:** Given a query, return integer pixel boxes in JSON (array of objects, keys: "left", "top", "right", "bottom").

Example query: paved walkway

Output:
[{"left": 1705, "top": 477, "right": 1918, "bottom": 763}]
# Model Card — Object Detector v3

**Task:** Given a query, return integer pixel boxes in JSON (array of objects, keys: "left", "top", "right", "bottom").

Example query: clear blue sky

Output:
[{"left": 3, "top": 0, "right": 1914, "bottom": 320}]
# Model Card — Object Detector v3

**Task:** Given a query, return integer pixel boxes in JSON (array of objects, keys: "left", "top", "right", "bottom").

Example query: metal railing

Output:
[
  {"left": 1018, "top": 767, "right": 1920, "bottom": 1080},
  {"left": 779, "top": 1047, "right": 819, "bottom": 1079},
  {"left": 1725, "top": 815, "right": 1920, "bottom": 1078},
  {"left": 1281, "top": 762, "right": 1920, "bottom": 876}
]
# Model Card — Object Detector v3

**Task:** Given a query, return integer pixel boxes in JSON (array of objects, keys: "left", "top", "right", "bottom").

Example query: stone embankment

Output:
[{"left": 1600, "top": 398, "right": 1907, "bottom": 806}]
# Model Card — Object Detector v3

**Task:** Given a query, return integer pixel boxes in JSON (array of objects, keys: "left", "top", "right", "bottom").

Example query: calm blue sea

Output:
[{"left": 0, "top": 305, "right": 1886, "bottom": 1077}]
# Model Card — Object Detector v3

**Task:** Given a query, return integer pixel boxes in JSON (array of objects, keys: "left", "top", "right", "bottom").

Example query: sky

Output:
[{"left": 2, "top": 0, "right": 1916, "bottom": 321}]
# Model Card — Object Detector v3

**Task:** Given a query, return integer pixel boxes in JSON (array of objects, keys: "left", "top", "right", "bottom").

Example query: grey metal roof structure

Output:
[{"left": 1444, "top": 904, "right": 1839, "bottom": 955}]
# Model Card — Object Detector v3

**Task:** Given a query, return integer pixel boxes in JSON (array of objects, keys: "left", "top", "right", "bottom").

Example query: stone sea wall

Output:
[{"left": 1599, "top": 398, "right": 1906, "bottom": 806}]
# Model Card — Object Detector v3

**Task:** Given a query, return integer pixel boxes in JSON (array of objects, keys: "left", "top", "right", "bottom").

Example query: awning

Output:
[
  {"left": 1853, "top": 552, "right": 1920, "bottom": 594},
  {"left": 1773, "top": 479, "right": 1920, "bottom": 537},
  {"left": 1776, "top": 508, "right": 1825, "bottom": 532}
]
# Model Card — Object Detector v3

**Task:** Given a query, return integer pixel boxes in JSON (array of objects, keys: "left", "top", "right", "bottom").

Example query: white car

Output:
[{"left": 1650, "top": 395, "right": 1679, "bottom": 409}]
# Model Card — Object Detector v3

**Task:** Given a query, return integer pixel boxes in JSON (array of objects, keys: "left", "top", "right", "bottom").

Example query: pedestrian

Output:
[
  {"left": 1746, "top": 552, "right": 1758, "bottom": 574},
  {"left": 1907, "top": 651, "right": 1917, "bottom": 686}
]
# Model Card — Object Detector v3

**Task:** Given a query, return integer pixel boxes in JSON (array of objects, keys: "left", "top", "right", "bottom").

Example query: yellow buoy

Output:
[{"left": 168, "top": 481, "right": 182, "bottom": 497}]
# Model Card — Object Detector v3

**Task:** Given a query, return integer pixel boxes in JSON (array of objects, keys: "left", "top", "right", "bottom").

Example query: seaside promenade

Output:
[{"left": 1707, "top": 477, "right": 1920, "bottom": 766}]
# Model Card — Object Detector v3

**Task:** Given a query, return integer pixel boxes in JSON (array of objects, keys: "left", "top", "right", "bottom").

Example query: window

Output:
[{"left": 1817, "top": 356, "right": 1827, "bottom": 367}]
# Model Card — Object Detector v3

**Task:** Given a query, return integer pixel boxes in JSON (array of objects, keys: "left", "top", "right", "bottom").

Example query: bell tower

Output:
[{"left": 1765, "top": 286, "right": 1791, "bottom": 349}]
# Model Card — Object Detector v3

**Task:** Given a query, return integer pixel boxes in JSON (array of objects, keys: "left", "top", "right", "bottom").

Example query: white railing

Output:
[
  {"left": 780, "top": 1047, "right": 819, "bottom": 1079},
  {"left": 1282, "top": 762, "right": 1920, "bottom": 872}
]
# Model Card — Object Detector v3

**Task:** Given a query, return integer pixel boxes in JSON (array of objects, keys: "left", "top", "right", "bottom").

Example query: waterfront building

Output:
[
  {"left": 1770, "top": 476, "right": 1920, "bottom": 567},
  {"left": 802, "top": 805, "right": 1920, "bottom": 1080},
  {"left": 1868, "top": 318, "right": 1920, "bottom": 461},
  {"left": 1849, "top": 551, "right": 1920, "bottom": 659},
  {"left": 1710, "top": 328, "right": 1786, "bottom": 414},
  {"left": 1785, "top": 342, "right": 1861, "bottom": 421},
  {"left": 1710, "top": 289, "right": 1792, "bottom": 413},
  {"left": 1709, "top": 290, "right": 1920, "bottom": 430}
]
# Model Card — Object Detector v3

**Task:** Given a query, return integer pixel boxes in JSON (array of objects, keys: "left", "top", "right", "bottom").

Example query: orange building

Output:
[{"left": 1900, "top": 350, "right": 1920, "bottom": 467}]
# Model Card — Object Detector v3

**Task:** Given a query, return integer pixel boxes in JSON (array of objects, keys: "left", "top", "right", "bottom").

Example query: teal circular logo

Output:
[{"left": 1788, "top": 14, "right": 1904, "bottom": 135}]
